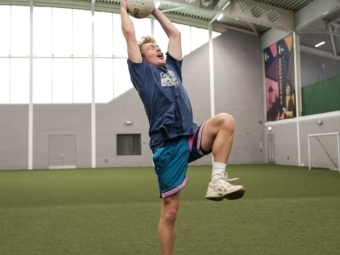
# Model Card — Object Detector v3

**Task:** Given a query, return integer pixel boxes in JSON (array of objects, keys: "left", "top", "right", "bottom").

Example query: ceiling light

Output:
[
  {"left": 315, "top": 41, "right": 325, "bottom": 47},
  {"left": 217, "top": 13, "right": 224, "bottom": 21}
]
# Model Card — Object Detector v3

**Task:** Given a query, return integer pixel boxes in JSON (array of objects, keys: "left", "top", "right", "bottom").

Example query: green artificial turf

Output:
[{"left": 0, "top": 165, "right": 339, "bottom": 255}]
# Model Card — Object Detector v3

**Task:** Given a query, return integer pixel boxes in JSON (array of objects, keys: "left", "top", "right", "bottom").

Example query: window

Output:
[
  {"left": 95, "top": 11, "right": 113, "bottom": 56},
  {"left": 117, "top": 134, "right": 141, "bottom": 155},
  {"left": 32, "top": 7, "right": 92, "bottom": 104},
  {"left": 0, "top": 6, "right": 29, "bottom": 104},
  {"left": 0, "top": 5, "right": 221, "bottom": 104}
]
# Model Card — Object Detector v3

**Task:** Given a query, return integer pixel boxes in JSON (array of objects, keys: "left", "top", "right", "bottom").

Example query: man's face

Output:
[{"left": 141, "top": 43, "right": 165, "bottom": 66}]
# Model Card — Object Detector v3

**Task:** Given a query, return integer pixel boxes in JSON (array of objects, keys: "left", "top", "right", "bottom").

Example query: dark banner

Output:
[{"left": 264, "top": 34, "right": 296, "bottom": 121}]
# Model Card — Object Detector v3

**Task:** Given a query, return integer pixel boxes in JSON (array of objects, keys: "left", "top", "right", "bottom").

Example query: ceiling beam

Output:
[
  {"left": 295, "top": 0, "right": 340, "bottom": 31},
  {"left": 0, "top": 0, "right": 29, "bottom": 5},
  {"left": 328, "top": 25, "right": 338, "bottom": 57},
  {"left": 248, "top": 22, "right": 259, "bottom": 37},
  {"left": 209, "top": 13, "right": 219, "bottom": 24},
  {"left": 299, "top": 30, "right": 340, "bottom": 38},
  {"left": 331, "top": 23, "right": 340, "bottom": 32},
  {"left": 161, "top": 7, "right": 185, "bottom": 13},
  {"left": 0, "top": 0, "right": 294, "bottom": 34},
  {"left": 302, "top": 19, "right": 328, "bottom": 32},
  {"left": 261, "top": 28, "right": 290, "bottom": 49},
  {"left": 327, "top": 15, "right": 340, "bottom": 25},
  {"left": 300, "top": 45, "right": 340, "bottom": 61},
  {"left": 160, "top": 0, "right": 294, "bottom": 32},
  {"left": 164, "top": 12, "right": 257, "bottom": 35}
]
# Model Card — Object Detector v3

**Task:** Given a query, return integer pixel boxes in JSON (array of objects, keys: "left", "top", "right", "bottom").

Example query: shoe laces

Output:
[{"left": 221, "top": 172, "right": 239, "bottom": 182}]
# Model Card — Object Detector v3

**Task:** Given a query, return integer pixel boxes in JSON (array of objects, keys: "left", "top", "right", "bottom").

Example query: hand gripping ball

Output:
[{"left": 127, "top": 0, "right": 154, "bottom": 19}]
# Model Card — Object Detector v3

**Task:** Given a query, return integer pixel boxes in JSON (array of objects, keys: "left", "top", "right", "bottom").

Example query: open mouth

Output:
[{"left": 157, "top": 53, "right": 164, "bottom": 59}]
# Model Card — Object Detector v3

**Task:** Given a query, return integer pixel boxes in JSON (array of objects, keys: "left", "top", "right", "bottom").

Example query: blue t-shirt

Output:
[{"left": 127, "top": 52, "right": 198, "bottom": 150}]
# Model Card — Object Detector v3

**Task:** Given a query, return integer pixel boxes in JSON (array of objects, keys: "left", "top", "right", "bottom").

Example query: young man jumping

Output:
[{"left": 120, "top": 1, "right": 245, "bottom": 254}]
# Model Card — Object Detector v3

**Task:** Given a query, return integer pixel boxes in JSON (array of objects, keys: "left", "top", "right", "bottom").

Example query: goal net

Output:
[{"left": 308, "top": 132, "right": 340, "bottom": 171}]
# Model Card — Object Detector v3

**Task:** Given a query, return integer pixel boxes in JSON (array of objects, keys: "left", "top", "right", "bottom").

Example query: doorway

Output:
[
  {"left": 49, "top": 135, "right": 76, "bottom": 169},
  {"left": 268, "top": 134, "right": 275, "bottom": 163}
]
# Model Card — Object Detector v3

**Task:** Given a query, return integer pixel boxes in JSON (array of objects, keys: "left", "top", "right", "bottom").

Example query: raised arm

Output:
[
  {"left": 120, "top": 0, "right": 142, "bottom": 63},
  {"left": 152, "top": 8, "right": 182, "bottom": 61}
]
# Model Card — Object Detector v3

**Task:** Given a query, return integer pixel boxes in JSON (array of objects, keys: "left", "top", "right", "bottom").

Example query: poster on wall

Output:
[{"left": 264, "top": 34, "right": 296, "bottom": 121}]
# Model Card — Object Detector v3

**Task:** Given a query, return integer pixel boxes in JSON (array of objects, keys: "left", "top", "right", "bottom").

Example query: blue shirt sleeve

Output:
[
  {"left": 165, "top": 52, "right": 183, "bottom": 82},
  {"left": 127, "top": 58, "right": 149, "bottom": 91}
]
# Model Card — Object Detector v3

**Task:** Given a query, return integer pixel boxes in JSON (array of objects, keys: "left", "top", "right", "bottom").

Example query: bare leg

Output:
[
  {"left": 201, "top": 113, "right": 244, "bottom": 200},
  {"left": 201, "top": 113, "right": 235, "bottom": 162},
  {"left": 158, "top": 192, "right": 180, "bottom": 255}
]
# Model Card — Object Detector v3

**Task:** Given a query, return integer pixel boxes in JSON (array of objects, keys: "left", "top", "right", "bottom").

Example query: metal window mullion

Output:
[
  {"left": 328, "top": 25, "right": 338, "bottom": 57},
  {"left": 51, "top": 7, "right": 54, "bottom": 104},
  {"left": 9, "top": 6, "right": 12, "bottom": 104},
  {"left": 112, "top": 13, "right": 115, "bottom": 99},
  {"left": 91, "top": 0, "right": 96, "bottom": 168},
  {"left": 72, "top": 9, "right": 74, "bottom": 103},
  {"left": 29, "top": 0, "right": 34, "bottom": 170}
]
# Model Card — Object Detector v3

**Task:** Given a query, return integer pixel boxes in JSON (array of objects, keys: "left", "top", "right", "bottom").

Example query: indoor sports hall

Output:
[{"left": 0, "top": 0, "right": 339, "bottom": 254}]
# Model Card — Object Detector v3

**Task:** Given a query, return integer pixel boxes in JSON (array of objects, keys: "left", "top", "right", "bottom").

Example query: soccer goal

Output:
[{"left": 308, "top": 132, "right": 340, "bottom": 172}]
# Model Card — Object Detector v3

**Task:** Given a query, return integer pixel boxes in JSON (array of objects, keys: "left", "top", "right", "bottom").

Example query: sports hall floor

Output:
[{"left": 1, "top": 164, "right": 339, "bottom": 255}]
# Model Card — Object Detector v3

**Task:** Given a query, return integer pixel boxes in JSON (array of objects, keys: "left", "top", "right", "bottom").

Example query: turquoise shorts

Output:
[{"left": 152, "top": 123, "right": 211, "bottom": 198}]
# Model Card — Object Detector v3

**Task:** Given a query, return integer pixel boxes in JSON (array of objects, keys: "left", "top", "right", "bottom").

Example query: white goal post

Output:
[{"left": 308, "top": 132, "right": 340, "bottom": 172}]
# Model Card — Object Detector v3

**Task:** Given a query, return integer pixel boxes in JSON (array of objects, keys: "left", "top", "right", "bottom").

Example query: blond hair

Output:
[{"left": 138, "top": 36, "right": 156, "bottom": 55}]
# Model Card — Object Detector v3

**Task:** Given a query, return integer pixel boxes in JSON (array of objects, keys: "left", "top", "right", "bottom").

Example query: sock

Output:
[{"left": 211, "top": 162, "right": 226, "bottom": 183}]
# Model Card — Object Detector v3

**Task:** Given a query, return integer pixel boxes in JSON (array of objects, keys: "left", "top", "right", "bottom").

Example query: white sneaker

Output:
[{"left": 205, "top": 173, "right": 245, "bottom": 201}]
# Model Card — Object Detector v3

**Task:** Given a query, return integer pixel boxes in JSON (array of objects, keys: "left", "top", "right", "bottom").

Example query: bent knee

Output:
[{"left": 216, "top": 113, "right": 235, "bottom": 131}]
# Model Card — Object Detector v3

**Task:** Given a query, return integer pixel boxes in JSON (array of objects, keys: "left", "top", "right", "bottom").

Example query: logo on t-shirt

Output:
[{"left": 160, "top": 71, "right": 179, "bottom": 87}]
